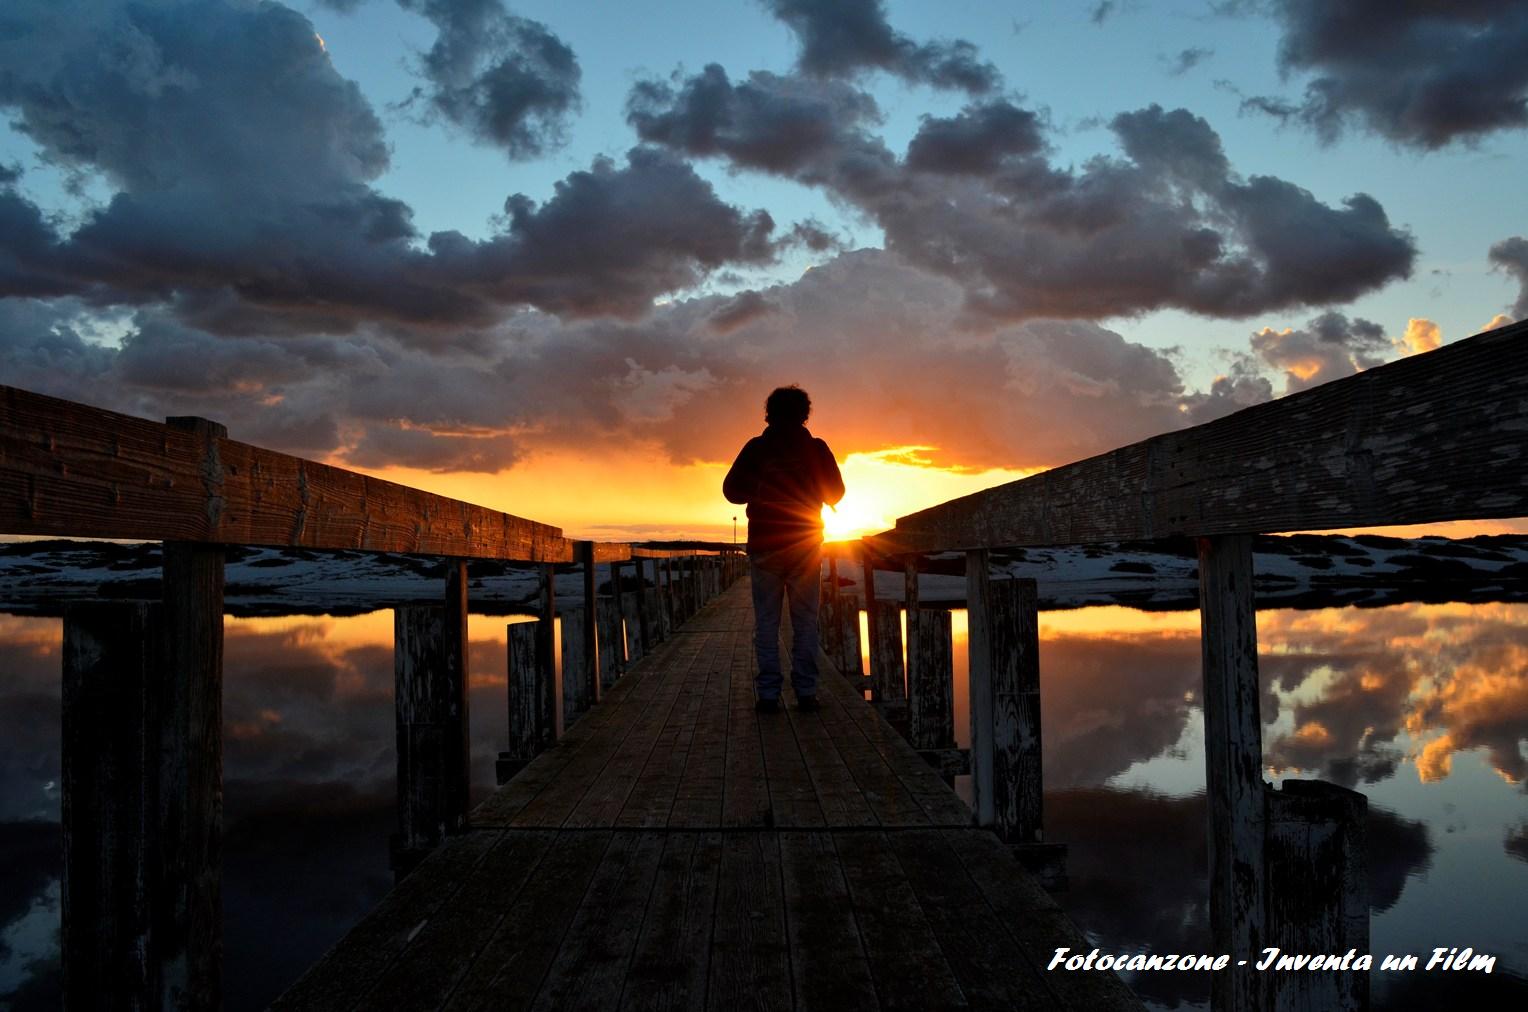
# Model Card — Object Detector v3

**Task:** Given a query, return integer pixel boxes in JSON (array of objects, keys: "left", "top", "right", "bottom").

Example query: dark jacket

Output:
[{"left": 723, "top": 424, "right": 845, "bottom": 554}]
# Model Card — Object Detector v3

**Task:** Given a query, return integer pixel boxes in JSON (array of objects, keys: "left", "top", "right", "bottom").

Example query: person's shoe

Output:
[
  {"left": 755, "top": 697, "right": 780, "bottom": 714},
  {"left": 795, "top": 695, "right": 821, "bottom": 713}
]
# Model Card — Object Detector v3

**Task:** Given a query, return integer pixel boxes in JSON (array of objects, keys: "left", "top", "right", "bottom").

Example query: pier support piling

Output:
[
  {"left": 392, "top": 561, "right": 470, "bottom": 876},
  {"left": 1198, "top": 533, "right": 1266, "bottom": 1012}
]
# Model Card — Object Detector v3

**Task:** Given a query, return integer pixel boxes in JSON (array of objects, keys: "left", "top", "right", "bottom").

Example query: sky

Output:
[{"left": 2, "top": 0, "right": 1527, "bottom": 541}]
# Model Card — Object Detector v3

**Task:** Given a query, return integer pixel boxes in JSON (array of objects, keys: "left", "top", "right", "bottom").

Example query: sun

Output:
[{"left": 822, "top": 496, "right": 893, "bottom": 542}]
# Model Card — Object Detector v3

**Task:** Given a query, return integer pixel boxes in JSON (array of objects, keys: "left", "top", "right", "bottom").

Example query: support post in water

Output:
[
  {"left": 1198, "top": 533, "right": 1266, "bottom": 1012},
  {"left": 1264, "top": 780, "right": 1368, "bottom": 1012},
  {"left": 392, "top": 560, "right": 470, "bottom": 876},
  {"left": 579, "top": 541, "right": 600, "bottom": 706},
  {"left": 983, "top": 576, "right": 1043, "bottom": 845},
  {"left": 63, "top": 560, "right": 224, "bottom": 1011},
  {"left": 965, "top": 549, "right": 996, "bottom": 827},
  {"left": 499, "top": 614, "right": 560, "bottom": 784},
  {"left": 909, "top": 608, "right": 955, "bottom": 750}
]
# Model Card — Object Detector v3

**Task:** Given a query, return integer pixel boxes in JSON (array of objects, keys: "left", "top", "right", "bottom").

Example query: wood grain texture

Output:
[
  {"left": 1199, "top": 534, "right": 1266, "bottom": 1012},
  {"left": 158, "top": 540, "right": 225, "bottom": 1009},
  {"left": 908, "top": 609, "right": 954, "bottom": 751},
  {"left": 394, "top": 585, "right": 470, "bottom": 868},
  {"left": 867, "top": 601, "right": 906, "bottom": 709},
  {"left": 505, "top": 621, "right": 556, "bottom": 764},
  {"left": 891, "top": 318, "right": 1528, "bottom": 550},
  {"left": 988, "top": 577, "right": 1042, "bottom": 845},
  {"left": 62, "top": 602, "right": 163, "bottom": 1010},
  {"left": 281, "top": 578, "right": 1140, "bottom": 1010},
  {"left": 1264, "top": 780, "right": 1368, "bottom": 1012}
]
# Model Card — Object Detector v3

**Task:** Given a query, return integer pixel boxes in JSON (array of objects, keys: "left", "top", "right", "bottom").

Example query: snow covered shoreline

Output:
[{"left": 4, "top": 534, "right": 1526, "bottom": 618}]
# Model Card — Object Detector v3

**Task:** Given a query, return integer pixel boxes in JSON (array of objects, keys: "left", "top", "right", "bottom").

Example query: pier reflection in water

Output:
[{"left": 1, "top": 602, "right": 1526, "bottom": 1009}]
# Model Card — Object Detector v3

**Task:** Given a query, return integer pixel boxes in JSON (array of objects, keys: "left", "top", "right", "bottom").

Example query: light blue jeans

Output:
[{"left": 750, "top": 546, "right": 822, "bottom": 700}]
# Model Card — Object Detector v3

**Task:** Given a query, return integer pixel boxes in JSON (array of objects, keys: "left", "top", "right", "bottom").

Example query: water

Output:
[{"left": 2, "top": 602, "right": 1526, "bottom": 1008}]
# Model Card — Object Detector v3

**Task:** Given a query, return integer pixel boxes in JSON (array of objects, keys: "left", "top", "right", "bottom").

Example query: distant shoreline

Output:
[{"left": 4, "top": 533, "right": 1526, "bottom": 619}]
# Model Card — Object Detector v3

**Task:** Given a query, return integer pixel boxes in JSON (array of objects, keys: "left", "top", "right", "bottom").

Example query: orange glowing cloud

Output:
[{"left": 1394, "top": 317, "right": 1442, "bottom": 356}]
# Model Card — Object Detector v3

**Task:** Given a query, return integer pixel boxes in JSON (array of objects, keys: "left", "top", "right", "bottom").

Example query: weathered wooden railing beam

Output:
[
  {"left": 889, "top": 319, "right": 1528, "bottom": 550},
  {"left": 0, "top": 384, "right": 571, "bottom": 560}
]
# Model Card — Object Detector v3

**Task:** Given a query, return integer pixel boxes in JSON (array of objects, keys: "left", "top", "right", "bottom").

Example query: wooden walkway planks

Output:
[{"left": 276, "top": 579, "right": 1143, "bottom": 1012}]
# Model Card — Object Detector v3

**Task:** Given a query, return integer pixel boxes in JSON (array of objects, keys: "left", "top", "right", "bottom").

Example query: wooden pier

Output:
[
  {"left": 275, "top": 580, "right": 1138, "bottom": 1011},
  {"left": 3, "top": 317, "right": 1525, "bottom": 1011}
]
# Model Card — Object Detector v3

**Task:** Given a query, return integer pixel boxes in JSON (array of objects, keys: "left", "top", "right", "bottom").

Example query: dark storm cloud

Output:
[
  {"left": 399, "top": 0, "right": 582, "bottom": 160},
  {"left": 627, "top": 65, "right": 883, "bottom": 176},
  {"left": 1489, "top": 236, "right": 1528, "bottom": 320},
  {"left": 425, "top": 146, "right": 781, "bottom": 318},
  {"left": 761, "top": 0, "right": 1000, "bottom": 94},
  {"left": 1249, "top": 310, "right": 1389, "bottom": 393},
  {"left": 707, "top": 290, "right": 779, "bottom": 333},
  {"left": 0, "top": 1, "right": 784, "bottom": 329},
  {"left": 2, "top": 249, "right": 1234, "bottom": 474},
  {"left": 905, "top": 102, "right": 1047, "bottom": 175},
  {"left": 1247, "top": 0, "right": 1528, "bottom": 148},
  {"left": 632, "top": 66, "right": 1416, "bottom": 321}
]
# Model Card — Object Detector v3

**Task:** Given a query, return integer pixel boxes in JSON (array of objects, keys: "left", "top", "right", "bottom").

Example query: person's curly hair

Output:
[{"left": 765, "top": 385, "right": 811, "bottom": 426}]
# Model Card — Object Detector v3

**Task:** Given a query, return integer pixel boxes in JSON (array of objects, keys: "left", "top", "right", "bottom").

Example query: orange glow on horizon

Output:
[{"left": 341, "top": 443, "right": 1039, "bottom": 544}]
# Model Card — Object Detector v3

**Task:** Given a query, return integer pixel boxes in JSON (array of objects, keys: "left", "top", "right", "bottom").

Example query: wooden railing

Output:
[
  {"left": 0, "top": 384, "right": 743, "bottom": 1009},
  {"left": 831, "top": 316, "right": 1527, "bottom": 1012}
]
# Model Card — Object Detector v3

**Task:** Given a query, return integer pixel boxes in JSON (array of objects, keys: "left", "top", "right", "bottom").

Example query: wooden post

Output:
[
  {"left": 393, "top": 560, "right": 470, "bottom": 875},
  {"left": 663, "top": 558, "right": 676, "bottom": 629},
  {"left": 839, "top": 588, "right": 863, "bottom": 678},
  {"left": 966, "top": 549, "right": 995, "bottom": 827},
  {"left": 561, "top": 607, "right": 588, "bottom": 724},
  {"left": 62, "top": 591, "right": 221, "bottom": 1010},
  {"left": 902, "top": 554, "right": 923, "bottom": 725},
  {"left": 63, "top": 602, "right": 163, "bottom": 1009},
  {"left": 1199, "top": 534, "right": 1266, "bottom": 1012},
  {"left": 977, "top": 577, "right": 1042, "bottom": 845},
  {"left": 158, "top": 539, "right": 226, "bottom": 1007},
  {"left": 578, "top": 541, "right": 600, "bottom": 706},
  {"left": 1263, "top": 780, "right": 1368, "bottom": 1012},
  {"left": 821, "top": 555, "right": 843, "bottom": 662},
  {"left": 622, "top": 588, "right": 644, "bottom": 665},
  {"left": 596, "top": 596, "right": 623, "bottom": 689},
  {"left": 909, "top": 608, "right": 955, "bottom": 750},
  {"left": 868, "top": 600, "right": 906, "bottom": 708},
  {"left": 537, "top": 561, "right": 558, "bottom": 710},
  {"left": 634, "top": 558, "right": 654, "bottom": 651},
  {"left": 498, "top": 617, "right": 559, "bottom": 784}
]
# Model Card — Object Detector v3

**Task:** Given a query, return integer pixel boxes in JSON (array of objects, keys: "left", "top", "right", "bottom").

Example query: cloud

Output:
[
  {"left": 1249, "top": 310, "right": 1389, "bottom": 393},
  {"left": 1489, "top": 236, "right": 1528, "bottom": 319},
  {"left": 905, "top": 102, "right": 1048, "bottom": 175},
  {"left": 1263, "top": 603, "right": 1528, "bottom": 792},
  {"left": 1246, "top": 0, "right": 1528, "bottom": 148},
  {"left": 0, "top": 2, "right": 784, "bottom": 330},
  {"left": 398, "top": 0, "right": 581, "bottom": 160},
  {"left": 1164, "top": 47, "right": 1214, "bottom": 76},
  {"left": 761, "top": 0, "right": 1000, "bottom": 93},
  {"left": 707, "top": 290, "right": 779, "bottom": 333},
  {"left": 1178, "top": 353, "right": 1274, "bottom": 424},
  {"left": 1394, "top": 317, "right": 1441, "bottom": 356},
  {"left": 632, "top": 71, "right": 1417, "bottom": 321},
  {"left": 1, "top": 249, "right": 1248, "bottom": 474}
]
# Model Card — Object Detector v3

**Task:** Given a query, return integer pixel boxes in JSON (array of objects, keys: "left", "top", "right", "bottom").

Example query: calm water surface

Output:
[{"left": 2, "top": 603, "right": 1526, "bottom": 1009}]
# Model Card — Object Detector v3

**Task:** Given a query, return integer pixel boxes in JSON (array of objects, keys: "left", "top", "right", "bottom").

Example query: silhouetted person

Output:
[{"left": 723, "top": 385, "right": 845, "bottom": 713}]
